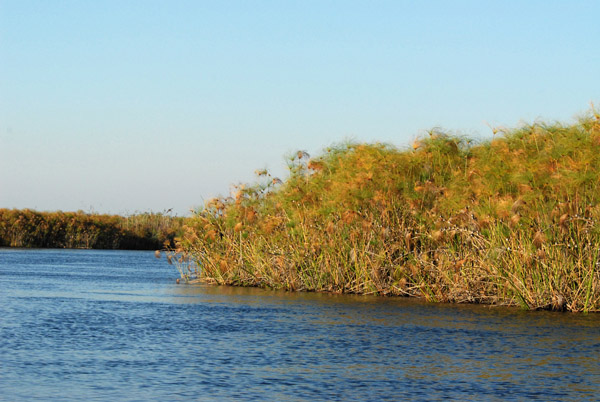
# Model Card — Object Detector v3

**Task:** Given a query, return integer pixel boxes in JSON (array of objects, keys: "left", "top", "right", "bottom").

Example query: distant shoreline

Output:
[{"left": 0, "top": 209, "right": 184, "bottom": 250}]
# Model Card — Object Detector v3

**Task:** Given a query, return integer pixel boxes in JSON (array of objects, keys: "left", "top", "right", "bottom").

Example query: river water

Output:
[{"left": 1, "top": 249, "right": 599, "bottom": 401}]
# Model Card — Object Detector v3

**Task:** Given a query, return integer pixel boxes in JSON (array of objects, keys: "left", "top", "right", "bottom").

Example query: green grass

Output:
[{"left": 173, "top": 110, "right": 600, "bottom": 312}]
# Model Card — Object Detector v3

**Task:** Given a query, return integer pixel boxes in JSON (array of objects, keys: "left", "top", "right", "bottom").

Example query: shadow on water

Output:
[
  {"left": 1, "top": 249, "right": 599, "bottom": 401},
  {"left": 171, "top": 282, "right": 600, "bottom": 400},
  {"left": 173, "top": 280, "right": 600, "bottom": 329}
]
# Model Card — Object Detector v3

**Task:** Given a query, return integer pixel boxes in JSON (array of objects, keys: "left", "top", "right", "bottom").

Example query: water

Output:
[{"left": 1, "top": 249, "right": 599, "bottom": 401}]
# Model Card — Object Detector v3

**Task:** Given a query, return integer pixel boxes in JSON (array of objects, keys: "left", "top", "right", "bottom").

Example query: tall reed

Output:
[{"left": 173, "top": 111, "right": 600, "bottom": 312}]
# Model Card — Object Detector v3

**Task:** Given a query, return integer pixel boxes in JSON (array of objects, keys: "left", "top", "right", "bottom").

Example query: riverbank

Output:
[
  {"left": 177, "top": 112, "right": 600, "bottom": 312},
  {"left": 0, "top": 209, "right": 184, "bottom": 250}
]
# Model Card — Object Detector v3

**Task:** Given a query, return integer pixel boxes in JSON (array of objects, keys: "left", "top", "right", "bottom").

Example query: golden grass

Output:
[{"left": 171, "top": 110, "right": 600, "bottom": 312}]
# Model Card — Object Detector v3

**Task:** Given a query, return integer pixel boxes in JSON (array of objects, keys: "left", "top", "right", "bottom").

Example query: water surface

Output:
[{"left": 1, "top": 249, "right": 599, "bottom": 401}]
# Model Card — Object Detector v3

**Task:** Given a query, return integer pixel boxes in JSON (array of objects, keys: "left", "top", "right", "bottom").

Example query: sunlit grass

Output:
[{"left": 172, "top": 109, "right": 600, "bottom": 312}]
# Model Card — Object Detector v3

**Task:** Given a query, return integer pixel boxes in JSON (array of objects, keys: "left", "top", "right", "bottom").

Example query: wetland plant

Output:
[{"left": 173, "top": 110, "right": 600, "bottom": 312}]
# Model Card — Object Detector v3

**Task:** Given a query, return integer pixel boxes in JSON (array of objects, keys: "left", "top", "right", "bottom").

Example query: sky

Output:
[{"left": 1, "top": 0, "right": 599, "bottom": 216}]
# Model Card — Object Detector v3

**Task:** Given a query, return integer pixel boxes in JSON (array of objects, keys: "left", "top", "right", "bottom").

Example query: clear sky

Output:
[{"left": 1, "top": 1, "right": 599, "bottom": 216}]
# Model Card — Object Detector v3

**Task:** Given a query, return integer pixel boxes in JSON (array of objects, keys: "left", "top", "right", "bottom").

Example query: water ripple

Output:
[{"left": 1, "top": 249, "right": 599, "bottom": 401}]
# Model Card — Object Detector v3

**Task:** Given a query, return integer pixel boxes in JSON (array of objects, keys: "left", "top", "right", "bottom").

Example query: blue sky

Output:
[{"left": 1, "top": 1, "right": 599, "bottom": 216}]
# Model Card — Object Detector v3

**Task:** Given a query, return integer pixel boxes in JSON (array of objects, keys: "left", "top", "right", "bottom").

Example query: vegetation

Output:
[
  {"left": 0, "top": 209, "right": 184, "bottom": 250},
  {"left": 172, "top": 110, "right": 600, "bottom": 312}
]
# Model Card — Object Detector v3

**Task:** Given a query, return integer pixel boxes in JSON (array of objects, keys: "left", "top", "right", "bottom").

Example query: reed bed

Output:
[
  {"left": 173, "top": 111, "right": 600, "bottom": 312},
  {"left": 0, "top": 209, "right": 184, "bottom": 250}
]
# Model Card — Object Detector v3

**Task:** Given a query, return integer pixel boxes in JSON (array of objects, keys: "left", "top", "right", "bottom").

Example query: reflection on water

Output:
[{"left": 1, "top": 249, "right": 599, "bottom": 401}]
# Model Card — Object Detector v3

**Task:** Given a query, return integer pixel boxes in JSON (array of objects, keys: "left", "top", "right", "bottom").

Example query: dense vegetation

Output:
[
  {"left": 173, "top": 111, "right": 600, "bottom": 312},
  {"left": 0, "top": 209, "right": 184, "bottom": 250}
]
